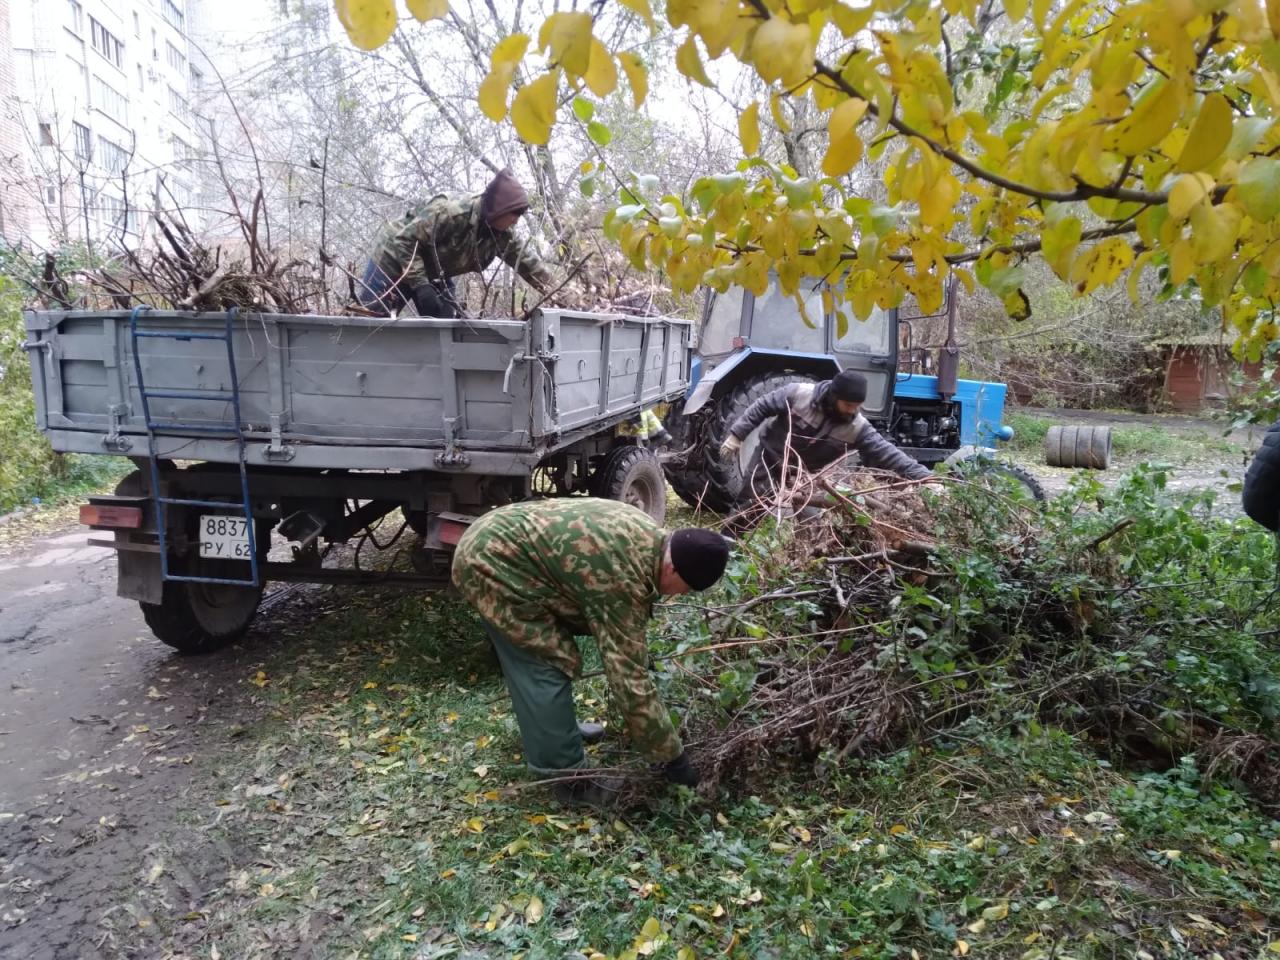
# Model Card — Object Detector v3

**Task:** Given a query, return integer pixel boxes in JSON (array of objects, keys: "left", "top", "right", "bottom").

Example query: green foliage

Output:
[{"left": 0, "top": 251, "right": 124, "bottom": 512}]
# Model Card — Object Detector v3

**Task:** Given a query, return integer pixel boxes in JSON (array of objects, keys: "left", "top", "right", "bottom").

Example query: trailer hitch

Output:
[{"left": 434, "top": 416, "right": 470, "bottom": 468}]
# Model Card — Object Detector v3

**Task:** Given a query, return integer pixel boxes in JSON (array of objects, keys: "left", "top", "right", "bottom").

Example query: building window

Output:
[
  {"left": 67, "top": 53, "right": 90, "bottom": 103},
  {"left": 165, "top": 41, "right": 186, "bottom": 74},
  {"left": 97, "top": 135, "right": 129, "bottom": 174},
  {"left": 39, "top": 122, "right": 54, "bottom": 145},
  {"left": 137, "top": 63, "right": 144, "bottom": 89},
  {"left": 163, "top": 0, "right": 185, "bottom": 32},
  {"left": 151, "top": 28, "right": 158, "bottom": 60},
  {"left": 92, "top": 75, "right": 128, "bottom": 124},
  {"left": 44, "top": 183, "right": 59, "bottom": 205},
  {"left": 67, "top": 0, "right": 83, "bottom": 35},
  {"left": 168, "top": 86, "right": 191, "bottom": 126},
  {"left": 90, "top": 18, "right": 124, "bottom": 70},
  {"left": 72, "top": 121, "right": 92, "bottom": 161},
  {"left": 96, "top": 192, "right": 129, "bottom": 232},
  {"left": 189, "top": 66, "right": 204, "bottom": 93},
  {"left": 133, "top": 11, "right": 140, "bottom": 36}
]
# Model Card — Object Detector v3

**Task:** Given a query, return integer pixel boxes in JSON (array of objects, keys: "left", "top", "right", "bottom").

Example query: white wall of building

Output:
[{"left": 4, "top": 0, "right": 208, "bottom": 251}]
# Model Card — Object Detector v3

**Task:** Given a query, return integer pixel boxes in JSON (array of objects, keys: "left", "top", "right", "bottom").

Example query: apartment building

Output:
[{"left": 3, "top": 0, "right": 208, "bottom": 250}]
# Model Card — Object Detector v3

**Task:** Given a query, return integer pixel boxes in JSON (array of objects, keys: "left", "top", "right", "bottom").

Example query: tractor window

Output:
[
  {"left": 750, "top": 281, "right": 826, "bottom": 353},
  {"left": 699, "top": 287, "right": 744, "bottom": 356},
  {"left": 834, "top": 305, "right": 893, "bottom": 356}
]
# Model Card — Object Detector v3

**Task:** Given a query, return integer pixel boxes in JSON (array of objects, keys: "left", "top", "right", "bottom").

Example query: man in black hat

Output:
[
  {"left": 1243, "top": 419, "right": 1280, "bottom": 531},
  {"left": 356, "top": 168, "right": 554, "bottom": 318},
  {"left": 720, "top": 369, "right": 932, "bottom": 530},
  {"left": 451, "top": 498, "right": 730, "bottom": 806}
]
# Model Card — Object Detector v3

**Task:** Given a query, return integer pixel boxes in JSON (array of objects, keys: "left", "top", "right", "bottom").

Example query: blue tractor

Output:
[{"left": 663, "top": 277, "right": 1043, "bottom": 513}]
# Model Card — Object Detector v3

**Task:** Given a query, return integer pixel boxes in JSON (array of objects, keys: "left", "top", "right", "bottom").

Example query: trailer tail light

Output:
[
  {"left": 80, "top": 504, "right": 143, "bottom": 529},
  {"left": 436, "top": 518, "right": 468, "bottom": 546}
]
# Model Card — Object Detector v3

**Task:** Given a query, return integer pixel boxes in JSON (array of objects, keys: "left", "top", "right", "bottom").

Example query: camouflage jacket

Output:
[
  {"left": 451, "top": 498, "right": 682, "bottom": 762},
  {"left": 369, "top": 193, "right": 554, "bottom": 291},
  {"left": 730, "top": 380, "right": 932, "bottom": 479}
]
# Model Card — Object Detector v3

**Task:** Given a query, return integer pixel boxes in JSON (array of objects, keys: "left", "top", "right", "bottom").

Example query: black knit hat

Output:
[
  {"left": 830, "top": 369, "right": 868, "bottom": 403},
  {"left": 669, "top": 528, "right": 730, "bottom": 591}
]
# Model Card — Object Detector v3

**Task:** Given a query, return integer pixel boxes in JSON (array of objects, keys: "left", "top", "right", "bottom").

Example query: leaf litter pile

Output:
[{"left": 608, "top": 459, "right": 1280, "bottom": 816}]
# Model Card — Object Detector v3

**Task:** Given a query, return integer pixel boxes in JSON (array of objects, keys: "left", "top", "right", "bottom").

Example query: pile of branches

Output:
[
  {"left": 86, "top": 196, "right": 328, "bottom": 314},
  {"left": 609, "top": 455, "right": 1280, "bottom": 812}
]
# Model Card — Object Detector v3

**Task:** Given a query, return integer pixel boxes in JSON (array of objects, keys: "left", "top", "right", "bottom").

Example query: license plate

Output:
[{"left": 199, "top": 514, "right": 252, "bottom": 559}]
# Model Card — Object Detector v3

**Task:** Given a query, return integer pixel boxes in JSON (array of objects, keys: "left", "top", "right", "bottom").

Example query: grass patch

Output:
[{"left": 154, "top": 580, "right": 1280, "bottom": 959}]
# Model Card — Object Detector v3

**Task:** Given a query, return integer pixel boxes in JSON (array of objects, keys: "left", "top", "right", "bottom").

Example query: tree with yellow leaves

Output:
[{"left": 336, "top": 0, "right": 1280, "bottom": 357}]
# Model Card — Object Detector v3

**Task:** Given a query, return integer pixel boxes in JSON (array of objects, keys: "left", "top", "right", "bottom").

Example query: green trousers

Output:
[{"left": 481, "top": 620, "right": 586, "bottom": 773}]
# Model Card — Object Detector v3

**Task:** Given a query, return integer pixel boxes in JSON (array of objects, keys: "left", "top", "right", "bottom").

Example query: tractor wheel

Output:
[
  {"left": 946, "top": 456, "right": 1047, "bottom": 506},
  {"left": 598, "top": 445, "right": 668, "bottom": 524},
  {"left": 663, "top": 373, "right": 816, "bottom": 515}
]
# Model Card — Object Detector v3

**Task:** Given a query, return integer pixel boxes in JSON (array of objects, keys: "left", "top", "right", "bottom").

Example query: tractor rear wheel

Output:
[{"left": 664, "top": 373, "right": 816, "bottom": 515}]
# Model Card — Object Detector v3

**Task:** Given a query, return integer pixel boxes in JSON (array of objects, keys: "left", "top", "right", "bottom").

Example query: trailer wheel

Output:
[
  {"left": 664, "top": 373, "right": 816, "bottom": 514},
  {"left": 141, "top": 574, "right": 265, "bottom": 655},
  {"left": 142, "top": 500, "right": 270, "bottom": 655},
  {"left": 598, "top": 446, "right": 667, "bottom": 524}
]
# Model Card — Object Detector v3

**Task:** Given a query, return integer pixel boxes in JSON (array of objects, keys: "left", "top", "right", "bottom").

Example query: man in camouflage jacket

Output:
[
  {"left": 721, "top": 369, "right": 932, "bottom": 531},
  {"left": 451, "top": 498, "right": 729, "bottom": 805},
  {"left": 356, "top": 169, "right": 554, "bottom": 318}
]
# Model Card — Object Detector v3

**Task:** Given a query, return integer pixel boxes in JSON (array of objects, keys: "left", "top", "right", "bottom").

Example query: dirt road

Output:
[{"left": 0, "top": 528, "right": 278, "bottom": 959}]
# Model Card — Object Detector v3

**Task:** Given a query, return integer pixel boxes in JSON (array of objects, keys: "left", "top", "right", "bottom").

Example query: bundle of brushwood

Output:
[
  {"left": 592, "top": 454, "right": 1280, "bottom": 814},
  {"left": 83, "top": 199, "right": 327, "bottom": 314}
]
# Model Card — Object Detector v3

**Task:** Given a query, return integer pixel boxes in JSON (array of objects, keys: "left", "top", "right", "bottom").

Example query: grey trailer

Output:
[{"left": 24, "top": 306, "right": 691, "bottom": 652}]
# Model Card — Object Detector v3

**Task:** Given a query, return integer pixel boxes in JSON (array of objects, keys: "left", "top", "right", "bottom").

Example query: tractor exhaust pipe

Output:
[{"left": 936, "top": 275, "right": 960, "bottom": 401}]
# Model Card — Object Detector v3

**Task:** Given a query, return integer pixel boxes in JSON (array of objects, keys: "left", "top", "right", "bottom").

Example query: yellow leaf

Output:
[
  {"left": 1176, "top": 93, "right": 1232, "bottom": 172},
  {"left": 739, "top": 102, "right": 761, "bottom": 155},
  {"left": 966, "top": 918, "right": 987, "bottom": 935},
  {"left": 1168, "top": 172, "right": 1214, "bottom": 222},
  {"left": 476, "top": 734, "right": 494, "bottom": 748},
  {"left": 401, "top": 934, "right": 418, "bottom": 943},
  {"left": 1106, "top": 76, "right": 1185, "bottom": 156},
  {"left": 1003, "top": 0, "right": 1028, "bottom": 19},
  {"left": 677, "top": 948, "right": 696, "bottom": 960},
  {"left": 584, "top": 39, "right": 618, "bottom": 97},
  {"left": 1190, "top": 201, "right": 1242, "bottom": 263},
  {"left": 364, "top": 681, "right": 377, "bottom": 689},
  {"left": 954, "top": 939, "right": 970, "bottom": 956},
  {"left": 889, "top": 823, "right": 910, "bottom": 835},
  {"left": 539, "top": 11, "right": 593, "bottom": 75},
  {"left": 822, "top": 98, "right": 868, "bottom": 177},
  {"left": 831, "top": 3, "right": 874, "bottom": 37},
  {"left": 981, "top": 901, "right": 1009, "bottom": 922},
  {"left": 1070, "top": 236, "right": 1135, "bottom": 294},
  {"left": 1267, "top": 942, "right": 1280, "bottom": 954},
  {"left": 525, "top": 895, "right": 544, "bottom": 924},
  {"left": 510, "top": 71, "right": 559, "bottom": 145},
  {"left": 466, "top": 817, "right": 485, "bottom": 833},
  {"left": 618, "top": 0, "right": 655, "bottom": 29},
  {"left": 404, "top": 0, "right": 446, "bottom": 21},
  {"left": 335, "top": 0, "right": 396, "bottom": 50},
  {"left": 473, "top": 764, "right": 489, "bottom": 777},
  {"left": 750, "top": 16, "right": 813, "bottom": 87},
  {"left": 618, "top": 51, "right": 648, "bottom": 107},
  {"left": 769, "top": 92, "right": 791, "bottom": 133},
  {"left": 676, "top": 35, "right": 713, "bottom": 87}
]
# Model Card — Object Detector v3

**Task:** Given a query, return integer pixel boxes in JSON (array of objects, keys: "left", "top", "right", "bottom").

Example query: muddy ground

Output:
[{"left": 0, "top": 410, "right": 1254, "bottom": 958}]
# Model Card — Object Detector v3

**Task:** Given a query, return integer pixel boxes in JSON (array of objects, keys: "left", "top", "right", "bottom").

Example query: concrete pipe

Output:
[{"left": 1044, "top": 424, "right": 1112, "bottom": 470}]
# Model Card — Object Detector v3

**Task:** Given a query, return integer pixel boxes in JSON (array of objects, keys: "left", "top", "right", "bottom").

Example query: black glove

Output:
[{"left": 664, "top": 751, "right": 701, "bottom": 787}]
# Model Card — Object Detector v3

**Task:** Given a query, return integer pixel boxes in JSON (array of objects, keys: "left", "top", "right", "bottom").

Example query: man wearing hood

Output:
[
  {"left": 720, "top": 369, "right": 932, "bottom": 530},
  {"left": 356, "top": 169, "right": 554, "bottom": 318}
]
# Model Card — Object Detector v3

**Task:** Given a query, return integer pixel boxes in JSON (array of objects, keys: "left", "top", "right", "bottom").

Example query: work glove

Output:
[
  {"left": 664, "top": 751, "right": 701, "bottom": 787},
  {"left": 720, "top": 435, "right": 743, "bottom": 461}
]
